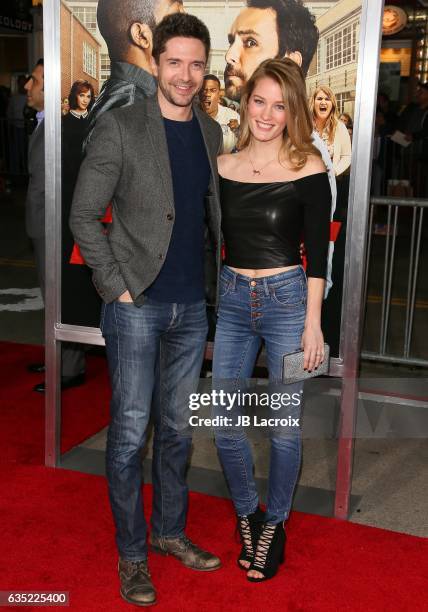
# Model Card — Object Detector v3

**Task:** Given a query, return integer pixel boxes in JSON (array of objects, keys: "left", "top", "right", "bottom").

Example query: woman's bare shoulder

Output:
[{"left": 217, "top": 151, "right": 245, "bottom": 177}]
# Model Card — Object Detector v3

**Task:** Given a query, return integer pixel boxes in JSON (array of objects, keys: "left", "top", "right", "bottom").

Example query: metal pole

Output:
[
  {"left": 334, "top": 0, "right": 384, "bottom": 520},
  {"left": 405, "top": 208, "right": 424, "bottom": 357},
  {"left": 44, "top": 0, "right": 62, "bottom": 468}
]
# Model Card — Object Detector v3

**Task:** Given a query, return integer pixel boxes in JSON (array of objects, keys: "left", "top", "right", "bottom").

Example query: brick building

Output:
[
  {"left": 306, "top": 0, "right": 362, "bottom": 116},
  {"left": 60, "top": 0, "right": 100, "bottom": 100}
]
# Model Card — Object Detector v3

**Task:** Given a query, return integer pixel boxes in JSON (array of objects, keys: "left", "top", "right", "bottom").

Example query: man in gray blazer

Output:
[
  {"left": 71, "top": 14, "right": 222, "bottom": 607},
  {"left": 24, "top": 59, "right": 86, "bottom": 392}
]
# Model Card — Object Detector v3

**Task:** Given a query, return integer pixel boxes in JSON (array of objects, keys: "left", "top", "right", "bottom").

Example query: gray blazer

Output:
[
  {"left": 70, "top": 95, "right": 223, "bottom": 305},
  {"left": 25, "top": 119, "right": 45, "bottom": 239}
]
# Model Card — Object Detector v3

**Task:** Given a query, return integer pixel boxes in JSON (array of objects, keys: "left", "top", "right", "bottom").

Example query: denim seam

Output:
[
  {"left": 158, "top": 344, "right": 166, "bottom": 537},
  {"left": 231, "top": 435, "right": 257, "bottom": 514},
  {"left": 267, "top": 433, "right": 302, "bottom": 522},
  {"left": 232, "top": 337, "right": 259, "bottom": 514},
  {"left": 283, "top": 437, "right": 301, "bottom": 521},
  {"left": 233, "top": 337, "right": 256, "bottom": 388},
  {"left": 113, "top": 302, "right": 125, "bottom": 452}
]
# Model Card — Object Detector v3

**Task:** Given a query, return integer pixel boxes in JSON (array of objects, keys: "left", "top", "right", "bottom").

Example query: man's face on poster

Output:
[
  {"left": 225, "top": 7, "right": 280, "bottom": 102},
  {"left": 200, "top": 79, "right": 221, "bottom": 116}
]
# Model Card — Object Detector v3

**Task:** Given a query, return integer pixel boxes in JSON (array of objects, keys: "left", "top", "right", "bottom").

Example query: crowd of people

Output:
[{"left": 371, "top": 85, "right": 428, "bottom": 198}]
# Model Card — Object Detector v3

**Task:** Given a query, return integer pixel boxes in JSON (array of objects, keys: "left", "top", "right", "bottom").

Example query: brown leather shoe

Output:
[
  {"left": 150, "top": 534, "right": 221, "bottom": 571},
  {"left": 118, "top": 559, "right": 156, "bottom": 607}
]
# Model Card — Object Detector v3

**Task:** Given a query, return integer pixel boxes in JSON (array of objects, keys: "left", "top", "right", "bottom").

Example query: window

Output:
[
  {"left": 100, "top": 53, "right": 111, "bottom": 85},
  {"left": 335, "top": 92, "right": 353, "bottom": 114},
  {"left": 83, "top": 41, "right": 97, "bottom": 78},
  {"left": 326, "top": 22, "right": 357, "bottom": 70},
  {"left": 72, "top": 6, "right": 97, "bottom": 33}
]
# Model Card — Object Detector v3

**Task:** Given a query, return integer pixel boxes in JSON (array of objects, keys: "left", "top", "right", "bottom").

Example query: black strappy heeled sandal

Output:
[
  {"left": 247, "top": 522, "right": 286, "bottom": 582},
  {"left": 236, "top": 507, "right": 265, "bottom": 570}
]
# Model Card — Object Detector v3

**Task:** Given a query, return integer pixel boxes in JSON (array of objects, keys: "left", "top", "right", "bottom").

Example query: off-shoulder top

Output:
[{"left": 220, "top": 172, "right": 331, "bottom": 278}]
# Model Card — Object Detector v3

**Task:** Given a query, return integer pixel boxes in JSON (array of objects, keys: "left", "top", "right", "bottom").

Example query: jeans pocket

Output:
[
  {"left": 271, "top": 279, "right": 304, "bottom": 307},
  {"left": 219, "top": 274, "right": 232, "bottom": 298}
]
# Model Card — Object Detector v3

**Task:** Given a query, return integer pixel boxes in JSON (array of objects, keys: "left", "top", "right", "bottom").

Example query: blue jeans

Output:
[
  {"left": 212, "top": 266, "right": 307, "bottom": 524},
  {"left": 101, "top": 297, "right": 208, "bottom": 561}
]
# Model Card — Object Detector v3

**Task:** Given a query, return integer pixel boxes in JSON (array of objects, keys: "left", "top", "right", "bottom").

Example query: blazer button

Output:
[
  {"left": 167, "top": 213, "right": 173, "bottom": 221},
  {"left": 158, "top": 254, "right": 163, "bottom": 259}
]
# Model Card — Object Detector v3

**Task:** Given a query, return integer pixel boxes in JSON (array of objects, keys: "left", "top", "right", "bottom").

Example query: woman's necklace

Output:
[{"left": 248, "top": 152, "right": 278, "bottom": 176}]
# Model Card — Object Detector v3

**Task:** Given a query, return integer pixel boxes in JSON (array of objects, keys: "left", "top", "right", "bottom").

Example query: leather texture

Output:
[
  {"left": 118, "top": 559, "right": 156, "bottom": 606},
  {"left": 150, "top": 535, "right": 221, "bottom": 571},
  {"left": 220, "top": 173, "right": 331, "bottom": 278}
]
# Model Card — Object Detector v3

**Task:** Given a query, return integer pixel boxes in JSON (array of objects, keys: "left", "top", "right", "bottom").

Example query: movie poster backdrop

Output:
[{"left": 61, "top": 0, "right": 363, "bottom": 358}]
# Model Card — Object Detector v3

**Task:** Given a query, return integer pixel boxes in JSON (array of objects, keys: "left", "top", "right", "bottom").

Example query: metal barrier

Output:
[{"left": 362, "top": 195, "right": 427, "bottom": 367}]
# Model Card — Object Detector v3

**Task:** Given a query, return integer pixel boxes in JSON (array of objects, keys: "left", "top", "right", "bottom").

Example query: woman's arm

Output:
[
  {"left": 333, "top": 121, "right": 352, "bottom": 176},
  {"left": 302, "top": 278, "right": 325, "bottom": 371},
  {"left": 299, "top": 172, "right": 331, "bottom": 370}
]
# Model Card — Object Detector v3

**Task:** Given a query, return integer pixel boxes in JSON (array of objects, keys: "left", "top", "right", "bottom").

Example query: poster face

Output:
[{"left": 61, "top": 0, "right": 363, "bottom": 357}]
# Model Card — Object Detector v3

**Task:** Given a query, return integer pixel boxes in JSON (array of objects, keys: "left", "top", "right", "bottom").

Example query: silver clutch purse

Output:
[{"left": 282, "top": 344, "right": 330, "bottom": 384}]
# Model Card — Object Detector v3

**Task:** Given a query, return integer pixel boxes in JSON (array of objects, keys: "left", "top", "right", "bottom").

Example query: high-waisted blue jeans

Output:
[
  {"left": 101, "top": 297, "right": 208, "bottom": 561},
  {"left": 212, "top": 265, "right": 307, "bottom": 524}
]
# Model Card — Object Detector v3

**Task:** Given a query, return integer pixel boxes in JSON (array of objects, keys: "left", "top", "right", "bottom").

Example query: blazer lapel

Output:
[{"left": 143, "top": 96, "right": 174, "bottom": 209}]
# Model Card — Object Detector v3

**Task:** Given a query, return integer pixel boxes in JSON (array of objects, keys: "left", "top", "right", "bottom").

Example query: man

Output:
[
  {"left": 85, "top": 0, "right": 184, "bottom": 144},
  {"left": 65, "top": 1, "right": 186, "bottom": 330},
  {"left": 24, "top": 59, "right": 85, "bottom": 392},
  {"left": 200, "top": 74, "right": 239, "bottom": 153},
  {"left": 70, "top": 13, "right": 223, "bottom": 607},
  {"left": 225, "top": 0, "right": 318, "bottom": 102}
]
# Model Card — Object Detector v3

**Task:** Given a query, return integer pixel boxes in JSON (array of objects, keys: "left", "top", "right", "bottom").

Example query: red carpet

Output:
[
  {"left": 0, "top": 341, "right": 110, "bottom": 464},
  {"left": 1, "top": 342, "right": 427, "bottom": 610},
  {"left": 0, "top": 464, "right": 427, "bottom": 611}
]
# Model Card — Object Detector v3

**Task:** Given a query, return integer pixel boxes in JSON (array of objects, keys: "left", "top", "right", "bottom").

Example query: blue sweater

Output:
[{"left": 144, "top": 114, "right": 211, "bottom": 303}]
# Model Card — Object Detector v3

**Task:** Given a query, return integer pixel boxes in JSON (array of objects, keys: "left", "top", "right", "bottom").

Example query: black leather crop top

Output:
[{"left": 220, "top": 172, "right": 331, "bottom": 278}]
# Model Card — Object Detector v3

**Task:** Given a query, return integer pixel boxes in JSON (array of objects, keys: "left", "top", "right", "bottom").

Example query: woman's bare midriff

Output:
[{"left": 229, "top": 265, "right": 299, "bottom": 278}]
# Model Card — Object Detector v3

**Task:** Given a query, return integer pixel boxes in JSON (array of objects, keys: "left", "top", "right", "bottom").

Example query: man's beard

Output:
[
  {"left": 159, "top": 79, "right": 198, "bottom": 108},
  {"left": 224, "top": 64, "right": 246, "bottom": 102}
]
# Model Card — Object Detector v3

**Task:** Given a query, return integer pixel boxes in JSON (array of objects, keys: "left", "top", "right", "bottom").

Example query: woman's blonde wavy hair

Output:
[
  {"left": 309, "top": 85, "right": 338, "bottom": 144},
  {"left": 237, "top": 58, "right": 320, "bottom": 169}
]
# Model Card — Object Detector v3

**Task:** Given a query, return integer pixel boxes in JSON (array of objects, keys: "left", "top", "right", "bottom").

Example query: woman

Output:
[
  {"left": 62, "top": 80, "right": 94, "bottom": 184},
  {"left": 311, "top": 87, "right": 352, "bottom": 357},
  {"left": 62, "top": 79, "right": 94, "bottom": 137},
  {"left": 62, "top": 79, "right": 100, "bottom": 328},
  {"left": 213, "top": 59, "right": 331, "bottom": 582},
  {"left": 310, "top": 85, "right": 351, "bottom": 176}
]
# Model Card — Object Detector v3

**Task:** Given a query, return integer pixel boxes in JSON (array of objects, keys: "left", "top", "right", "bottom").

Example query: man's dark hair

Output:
[
  {"left": 36, "top": 58, "right": 44, "bottom": 67},
  {"left": 152, "top": 13, "right": 211, "bottom": 64},
  {"left": 203, "top": 74, "right": 221, "bottom": 88},
  {"left": 97, "top": 0, "right": 158, "bottom": 61},
  {"left": 247, "top": 0, "right": 319, "bottom": 76}
]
